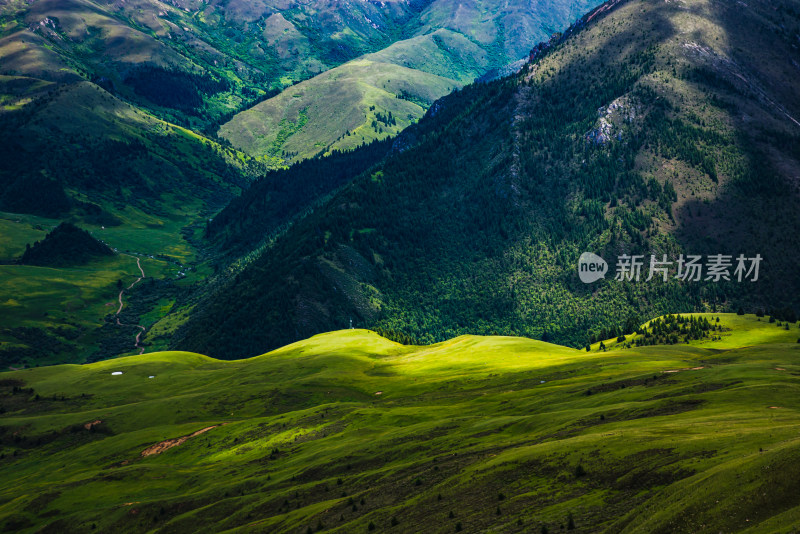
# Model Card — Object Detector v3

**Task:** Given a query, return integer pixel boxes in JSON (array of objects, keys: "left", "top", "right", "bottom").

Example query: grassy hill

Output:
[
  {"left": 219, "top": 58, "right": 459, "bottom": 162},
  {"left": 180, "top": 0, "right": 800, "bottom": 359},
  {"left": 220, "top": 0, "right": 603, "bottom": 163},
  {"left": 1, "top": 314, "right": 799, "bottom": 532}
]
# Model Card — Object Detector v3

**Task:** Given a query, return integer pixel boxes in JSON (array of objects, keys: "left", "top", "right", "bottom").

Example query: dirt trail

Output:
[
  {"left": 141, "top": 425, "right": 219, "bottom": 457},
  {"left": 116, "top": 256, "right": 147, "bottom": 355}
]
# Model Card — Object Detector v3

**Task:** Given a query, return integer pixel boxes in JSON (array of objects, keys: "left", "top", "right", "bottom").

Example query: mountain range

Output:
[
  {"left": 0, "top": 0, "right": 613, "bottom": 365},
  {"left": 219, "top": 0, "right": 603, "bottom": 162},
  {"left": 3, "top": 0, "right": 800, "bottom": 531}
]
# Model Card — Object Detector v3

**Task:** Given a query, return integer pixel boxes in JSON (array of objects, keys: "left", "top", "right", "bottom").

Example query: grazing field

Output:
[
  {"left": 219, "top": 59, "right": 461, "bottom": 162},
  {"left": 0, "top": 208, "right": 201, "bottom": 367},
  {"left": 1, "top": 314, "right": 799, "bottom": 532}
]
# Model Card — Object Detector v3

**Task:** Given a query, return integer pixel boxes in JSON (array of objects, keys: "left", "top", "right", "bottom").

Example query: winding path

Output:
[{"left": 116, "top": 256, "right": 147, "bottom": 355}]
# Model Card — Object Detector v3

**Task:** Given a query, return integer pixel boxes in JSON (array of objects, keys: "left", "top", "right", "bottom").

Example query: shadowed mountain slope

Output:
[{"left": 178, "top": 0, "right": 800, "bottom": 359}]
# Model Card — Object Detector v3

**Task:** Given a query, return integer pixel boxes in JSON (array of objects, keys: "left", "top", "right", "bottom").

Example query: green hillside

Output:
[
  {"left": 220, "top": 58, "right": 459, "bottom": 162},
  {"left": 0, "top": 0, "right": 445, "bottom": 130},
  {"left": 220, "top": 0, "right": 603, "bottom": 163},
  {"left": 2, "top": 314, "right": 800, "bottom": 532},
  {"left": 0, "top": 72, "right": 263, "bottom": 366},
  {"left": 0, "top": 0, "right": 611, "bottom": 366},
  {"left": 180, "top": 0, "right": 800, "bottom": 359}
]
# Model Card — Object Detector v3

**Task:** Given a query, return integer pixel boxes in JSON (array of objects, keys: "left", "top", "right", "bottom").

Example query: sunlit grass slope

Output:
[
  {"left": 1, "top": 314, "right": 799, "bottom": 533},
  {"left": 220, "top": 59, "right": 460, "bottom": 162}
]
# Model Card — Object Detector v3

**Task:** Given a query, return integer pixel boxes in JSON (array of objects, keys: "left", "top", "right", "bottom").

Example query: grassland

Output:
[
  {"left": 220, "top": 59, "right": 460, "bottom": 161},
  {"left": 1, "top": 314, "right": 799, "bottom": 532},
  {"left": 0, "top": 202, "right": 206, "bottom": 367}
]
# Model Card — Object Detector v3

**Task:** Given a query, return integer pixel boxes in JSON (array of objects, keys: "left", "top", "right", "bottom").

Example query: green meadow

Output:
[
  {"left": 0, "top": 208, "right": 199, "bottom": 367},
  {"left": 1, "top": 314, "right": 799, "bottom": 532}
]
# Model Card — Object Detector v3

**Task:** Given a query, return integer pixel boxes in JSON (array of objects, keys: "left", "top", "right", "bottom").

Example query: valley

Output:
[
  {"left": 1, "top": 0, "right": 799, "bottom": 531},
  {"left": 0, "top": 0, "right": 612, "bottom": 367},
  {"left": 179, "top": 0, "right": 800, "bottom": 358}
]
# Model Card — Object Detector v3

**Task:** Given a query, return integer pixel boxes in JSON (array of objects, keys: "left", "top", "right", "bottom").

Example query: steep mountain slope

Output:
[
  {"left": 219, "top": 0, "right": 603, "bottom": 162},
  {"left": 205, "top": 138, "right": 394, "bottom": 257},
  {"left": 179, "top": 0, "right": 800, "bottom": 359},
  {"left": 0, "top": 0, "right": 494, "bottom": 367},
  {"left": 2, "top": 314, "right": 800, "bottom": 533}
]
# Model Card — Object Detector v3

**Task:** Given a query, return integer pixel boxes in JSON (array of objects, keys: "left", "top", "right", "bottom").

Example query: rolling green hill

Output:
[
  {"left": 2, "top": 314, "right": 800, "bottom": 532},
  {"left": 220, "top": 0, "right": 603, "bottom": 162},
  {"left": 179, "top": 0, "right": 800, "bottom": 359},
  {"left": 219, "top": 58, "right": 460, "bottom": 162}
]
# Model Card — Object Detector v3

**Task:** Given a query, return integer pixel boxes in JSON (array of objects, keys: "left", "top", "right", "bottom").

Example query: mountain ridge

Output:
[
  {"left": 175, "top": 0, "right": 800, "bottom": 359},
  {"left": 219, "top": 0, "right": 604, "bottom": 163}
]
